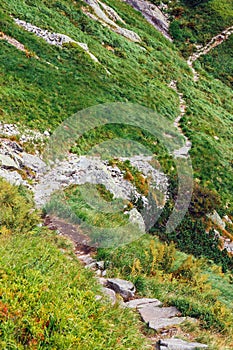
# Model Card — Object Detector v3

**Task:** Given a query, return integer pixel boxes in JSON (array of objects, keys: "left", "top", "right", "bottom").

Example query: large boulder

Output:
[
  {"left": 106, "top": 278, "right": 136, "bottom": 300},
  {"left": 128, "top": 208, "right": 146, "bottom": 232}
]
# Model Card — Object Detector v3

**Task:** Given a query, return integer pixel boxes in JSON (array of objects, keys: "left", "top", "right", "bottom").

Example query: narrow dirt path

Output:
[
  {"left": 171, "top": 25, "right": 233, "bottom": 153},
  {"left": 187, "top": 25, "right": 233, "bottom": 82},
  {"left": 169, "top": 81, "right": 192, "bottom": 158}
]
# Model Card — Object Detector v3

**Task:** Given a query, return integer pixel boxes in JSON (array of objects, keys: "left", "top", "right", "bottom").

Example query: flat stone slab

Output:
[
  {"left": 157, "top": 338, "right": 208, "bottom": 349},
  {"left": 139, "top": 306, "right": 181, "bottom": 323},
  {"left": 124, "top": 298, "right": 162, "bottom": 309},
  {"left": 149, "top": 316, "right": 187, "bottom": 331},
  {"left": 106, "top": 278, "right": 136, "bottom": 300}
]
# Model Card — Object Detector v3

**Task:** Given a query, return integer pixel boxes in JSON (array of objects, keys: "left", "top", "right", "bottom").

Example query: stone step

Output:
[{"left": 156, "top": 338, "right": 208, "bottom": 349}]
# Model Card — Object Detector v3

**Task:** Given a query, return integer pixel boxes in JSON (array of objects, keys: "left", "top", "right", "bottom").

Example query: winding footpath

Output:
[{"left": 187, "top": 25, "right": 233, "bottom": 82}]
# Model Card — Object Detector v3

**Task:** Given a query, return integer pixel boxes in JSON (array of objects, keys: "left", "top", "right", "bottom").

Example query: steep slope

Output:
[{"left": 0, "top": 0, "right": 233, "bottom": 348}]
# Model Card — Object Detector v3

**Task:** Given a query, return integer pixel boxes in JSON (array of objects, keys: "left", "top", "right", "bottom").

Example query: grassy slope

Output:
[
  {"left": 0, "top": 179, "right": 149, "bottom": 349},
  {"left": 0, "top": 1, "right": 233, "bottom": 348},
  {"left": 198, "top": 35, "right": 233, "bottom": 87},
  {"left": 0, "top": 179, "right": 232, "bottom": 349},
  {"left": 0, "top": 231, "right": 150, "bottom": 350},
  {"left": 0, "top": 0, "right": 232, "bottom": 209}
]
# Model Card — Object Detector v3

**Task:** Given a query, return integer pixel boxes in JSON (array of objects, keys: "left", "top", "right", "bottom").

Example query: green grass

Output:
[
  {"left": 0, "top": 180, "right": 150, "bottom": 349},
  {"left": 0, "top": 231, "right": 151, "bottom": 349},
  {"left": 0, "top": 0, "right": 233, "bottom": 346},
  {"left": 0, "top": 0, "right": 232, "bottom": 211},
  {"left": 44, "top": 184, "right": 146, "bottom": 248},
  {"left": 198, "top": 35, "right": 233, "bottom": 87},
  {"left": 167, "top": 0, "right": 233, "bottom": 86}
]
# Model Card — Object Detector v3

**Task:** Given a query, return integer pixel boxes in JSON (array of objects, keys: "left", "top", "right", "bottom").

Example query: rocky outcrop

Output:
[
  {"left": 0, "top": 122, "right": 47, "bottom": 143},
  {"left": 123, "top": 0, "right": 171, "bottom": 41},
  {"left": 14, "top": 18, "right": 99, "bottom": 62},
  {"left": 0, "top": 134, "right": 169, "bottom": 235},
  {"left": 82, "top": 0, "right": 141, "bottom": 42}
]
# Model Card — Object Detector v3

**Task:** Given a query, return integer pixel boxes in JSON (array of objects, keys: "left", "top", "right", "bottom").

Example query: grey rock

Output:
[
  {"left": 22, "top": 152, "right": 46, "bottom": 172},
  {"left": 85, "top": 261, "right": 97, "bottom": 269},
  {"left": 98, "top": 277, "right": 107, "bottom": 286},
  {"left": 0, "top": 154, "right": 20, "bottom": 169},
  {"left": 79, "top": 254, "right": 96, "bottom": 265},
  {"left": 0, "top": 169, "right": 29, "bottom": 187},
  {"left": 157, "top": 338, "right": 208, "bottom": 349},
  {"left": 102, "top": 270, "right": 107, "bottom": 277},
  {"left": 124, "top": 298, "right": 162, "bottom": 309},
  {"left": 102, "top": 287, "right": 117, "bottom": 305},
  {"left": 96, "top": 261, "right": 105, "bottom": 270},
  {"left": 14, "top": 18, "right": 99, "bottom": 62},
  {"left": 83, "top": 0, "right": 141, "bottom": 42},
  {"left": 106, "top": 278, "right": 136, "bottom": 300},
  {"left": 123, "top": 0, "right": 171, "bottom": 40},
  {"left": 223, "top": 215, "right": 232, "bottom": 225},
  {"left": 139, "top": 306, "right": 181, "bottom": 324},
  {"left": 149, "top": 316, "right": 187, "bottom": 331}
]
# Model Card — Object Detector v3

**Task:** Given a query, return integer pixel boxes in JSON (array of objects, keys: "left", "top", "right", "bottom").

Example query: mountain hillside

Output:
[{"left": 0, "top": 0, "right": 232, "bottom": 349}]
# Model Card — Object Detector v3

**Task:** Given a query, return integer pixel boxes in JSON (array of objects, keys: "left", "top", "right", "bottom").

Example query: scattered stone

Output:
[
  {"left": 156, "top": 338, "right": 208, "bottom": 349},
  {"left": 98, "top": 277, "right": 107, "bottom": 286},
  {"left": 124, "top": 298, "right": 162, "bottom": 309},
  {"left": 102, "top": 287, "right": 117, "bottom": 305},
  {"left": 106, "top": 278, "right": 136, "bottom": 300},
  {"left": 79, "top": 254, "right": 96, "bottom": 265},
  {"left": 85, "top": 261, "right": 97, "bottom": 269},
  {"left": 207, "top": 210, "right": 226, "bottom": 230},
  {"left": 96, "top": 261, "right": 105, "bottom": 270},
  {"left": 223, "top": 215, "right": 233, "bottom": 225}
]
